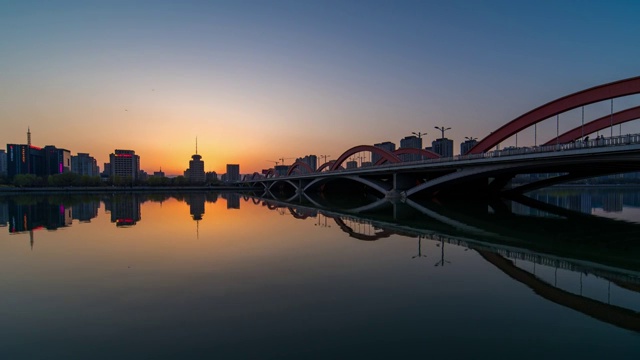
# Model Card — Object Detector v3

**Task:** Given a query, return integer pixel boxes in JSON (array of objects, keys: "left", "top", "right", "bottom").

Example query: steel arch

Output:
[
  {"left": 542, "top": 106, "right": 640, "bottom": 145},
  {"left": 287, "top": 161, "right": 315, "bottom": 176},
  {"left": 265, "top": 168, "right": 275, "bottom": 178},
  {"left": 330, "top": 145, "right": 402, "bottom": 171},
  {"left": 316, "top": 160, "right": 335, "bottom": 172},
  {"left": 468, "top": 76, "right": 640, "bottom": 154}
]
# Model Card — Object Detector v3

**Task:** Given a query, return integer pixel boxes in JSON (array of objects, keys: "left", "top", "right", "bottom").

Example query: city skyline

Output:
[{"left": 2, "top": 1, "right": 640, "bottom": 175}]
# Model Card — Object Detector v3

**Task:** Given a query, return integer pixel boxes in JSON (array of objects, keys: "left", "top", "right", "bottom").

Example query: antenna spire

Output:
[
  {"left": 196, "top": 137, "right": 198, "bottom": 155},
  {"left": 27, "top": 127, "right": 31, "bottom": 146}
]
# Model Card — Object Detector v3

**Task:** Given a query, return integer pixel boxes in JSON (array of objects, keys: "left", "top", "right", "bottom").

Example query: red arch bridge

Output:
[{"left": 241, "top": 76, "right": 640, "bottom": 199}]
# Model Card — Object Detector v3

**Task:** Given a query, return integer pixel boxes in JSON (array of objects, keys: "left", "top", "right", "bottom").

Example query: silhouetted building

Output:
[
  {"left": 432, "top": 138, "right": 454, "bottom": 157},
  {"left": 0, "top": 150, "right": 6, "bottom": 176},
  {"left": 272, "top": 165, "right": 287, "bottom": 177},
  {"left": 188, "top": 154, "right": 205, "bottom": 183},
  {"left": 346, "top": 160, "right": 358, "bottom": 169},
  {"left": 102, "top": 163, "right": 111, "bottom": 176},
  {"left": 296, "top": 155, "right": 317, "bottom": 173},
  {"left": 44, "top": 146, "right": 71, "bottom": 175},
  {"left": 71, "top": 153, "right": 99, "bottom": 177},
  {"left": 226, "top": 164, "right": 240, "bottom": 182},
  {"left": 399, "top": 136, "right": 422, "bottom": 161},
  {"left": 109, "top": 150, "right": 140, "bottom": 181},
  {"left": 153, "top": 168, "right": 165, "bottom": 177},
  {"left": 205, "top": 171, "right": 217, "bottom": 182},
  {"left": 6, "top": 144, "right": 46, "bottom": 178},
  {"left": 460, "top": 139, "right": 478, "bottom": 155},
  {"left": 372, "top": 141, "right": 396, "bottom": 164},
  {"left": 361, "top": 161, "right": 372, "bottom": 167}
]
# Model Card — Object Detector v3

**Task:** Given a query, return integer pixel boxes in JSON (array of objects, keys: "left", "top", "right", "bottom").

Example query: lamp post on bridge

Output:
[
  {"left": 435, "top": 126, "right": 451, "bottom": 157},
  {"left": 412, "top": 131, "right": 428, "bottom": 160},
  {"left": 434, "top": 126, "right": 451, "bottom": 139},
  {"left": 463, "top": 137, "right": 477, "bottom": 156}
]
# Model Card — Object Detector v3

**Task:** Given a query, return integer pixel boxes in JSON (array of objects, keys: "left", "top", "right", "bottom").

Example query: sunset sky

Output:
[{"left": 2, "top": 0, "right": 640, "bottom": 175}]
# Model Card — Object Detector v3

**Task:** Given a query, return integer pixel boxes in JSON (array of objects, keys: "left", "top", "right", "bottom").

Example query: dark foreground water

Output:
[{"left": 1, "top": 188, "right": 640, "bottom": 359}]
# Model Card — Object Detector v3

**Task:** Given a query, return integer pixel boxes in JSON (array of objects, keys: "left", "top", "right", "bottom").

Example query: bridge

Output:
[{"left": 243, "top": 76, "right": 640, "bottom": 199}]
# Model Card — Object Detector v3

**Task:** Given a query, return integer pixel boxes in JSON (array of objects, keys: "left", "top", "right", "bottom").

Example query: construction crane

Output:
[
  {"left": 278, "top": 157, "right": 293, "bottom": 165},
  {"left": 266, "top": 160, "right": 280, "bottom": 166}
]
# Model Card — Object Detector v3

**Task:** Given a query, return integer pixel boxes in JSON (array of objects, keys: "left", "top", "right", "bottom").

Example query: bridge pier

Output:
[{"left": 386, "top": 173, "right": 415, "bottom": 200}]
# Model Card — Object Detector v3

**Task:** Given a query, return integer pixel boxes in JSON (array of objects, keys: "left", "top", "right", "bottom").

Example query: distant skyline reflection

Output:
[{"left": 1, "top": 188, "right": 639, "bottom": 358}]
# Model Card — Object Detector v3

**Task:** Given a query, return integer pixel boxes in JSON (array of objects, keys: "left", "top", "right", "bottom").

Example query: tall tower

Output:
[
  {"left": 188, "top": 138, "right": 205, "bottom": 183},
  {"left": 27, "top": 127, "right": 31, "bottom": 146}
]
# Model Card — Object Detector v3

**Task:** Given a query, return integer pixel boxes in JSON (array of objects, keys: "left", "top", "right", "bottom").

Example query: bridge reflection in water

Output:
[{"left": 249, "top": 192, "right": 640, "bottom": 333}]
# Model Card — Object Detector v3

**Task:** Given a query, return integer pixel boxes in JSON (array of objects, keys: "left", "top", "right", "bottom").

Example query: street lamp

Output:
[
  {"left": 465, "top": 136, "right": 477, "bottom": 142},
  {"left": 412, "top": 131, "right": 428, "bottom": 161},
  {"left": 412, "top": 131, "right": 428, "bottom": 138},
  {"left": 434, "top": 126, "right": 451, "bottom": 157},
  {"left": 434, "top": 126, "right": 451, "bottom": 139}
]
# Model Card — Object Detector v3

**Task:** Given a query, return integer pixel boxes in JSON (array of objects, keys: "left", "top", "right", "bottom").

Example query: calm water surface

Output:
[{"left": 1, "top": 188, "right": 639, "bottom": 359}]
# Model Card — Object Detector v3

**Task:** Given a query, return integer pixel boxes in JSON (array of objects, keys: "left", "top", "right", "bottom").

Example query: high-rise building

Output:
[
  {"left": 346, "top": 160, "right": 358, "bottom": 169},
  {"left": 109, "top": 149, "right": 140, "bottom": 181},
  {"left": 71, "top": 153, "right": 100, "bottom": 177},
  {"left": 372, "top": 141, "right": 396, "bottom": 163},
  {"left": 0, "top": 150, "right": 6, "bottom": 176},
  {"left": 44, "top": 146, "right": 71, "bottom": 175},
  {"left": 460, "top": 139, "right": 478, "bottom": 155},
  {"left": 102, "top": 163, "right": 111, "bottom": 177},
  {"left": 185, "top": 138, "right": 205, "bottom": 183},
  {"left": 226, "top": 164, "right": 240, "bottom": 182},
  {"left": 188, "top": 155, "right": 205, "bottom": 183},
  {"left": 399, "top": 136, "right": 422, "bottom": 161},
  {"left": 6, "top": 144, "right": 46, "bottom": 178},
  {"left": 295, "top": 155, "right": 317, "bottom": 173},
  {"left": 432, "top": 138, "right": 454, "bottom": 157}
]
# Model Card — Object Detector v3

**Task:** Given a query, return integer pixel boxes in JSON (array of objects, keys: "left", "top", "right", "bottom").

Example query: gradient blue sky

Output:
[{"left": 2, "top": 0, "right": 640, "bottom": 174}]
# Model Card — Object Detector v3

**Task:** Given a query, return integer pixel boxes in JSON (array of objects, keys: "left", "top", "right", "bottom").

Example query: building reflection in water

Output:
[
  {"left": 1, "top": 189, "right": 640, "bottom": 333},
  {"left": 511, "top": 189, "right": 639, "bottom": 216},
  {"left": 186, "top": 193, "right": 206, "bottom": 221},
  {"left": 253, "top": 190, "right": 640, "bottom": 333},
  {"left": 222, "top": 193, "right": 240, "bottom": 209},
  {"left": 103, "top": 194, "right": 142, "bottom": 227},
  {"left": 0, "top": 202, "right": 8, "bottom": 228},
  {"left": 72, "top": 201, "right": 99, "bottom": 223},
  {"left": 186, "top": 193, "right": 206, "bottom": 239},
  {"left": 2, "top": 197, "right": 74, "bottom": 250}
]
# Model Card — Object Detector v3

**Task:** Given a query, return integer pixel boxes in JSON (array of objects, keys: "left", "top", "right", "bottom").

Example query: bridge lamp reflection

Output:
[
  {"left": 412, "top": 235, "right": 427, "bottom": 259},
  {"left": 434, "top": 238, "right": 451, "bottom": 267}
]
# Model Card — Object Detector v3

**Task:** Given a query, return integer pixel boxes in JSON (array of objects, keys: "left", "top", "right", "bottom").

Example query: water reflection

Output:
[
  {"left": 252, "top": 189, "right": 640, "bottom": 333},
  {"left": 0, "top": 190, "right": 640, "bottom": 358}
]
